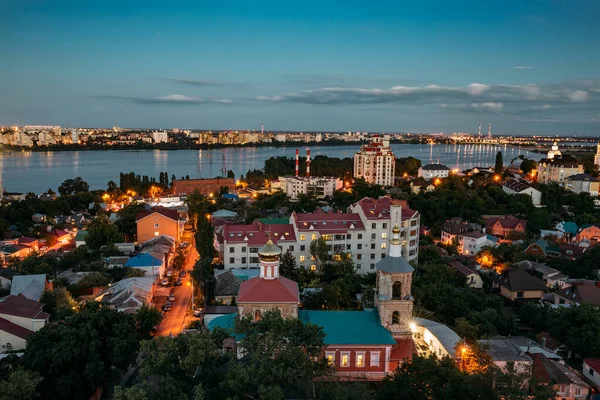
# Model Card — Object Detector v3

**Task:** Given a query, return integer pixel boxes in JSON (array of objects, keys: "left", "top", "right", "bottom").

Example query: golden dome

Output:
[
  {"left": 392, "top": 224, "right": 400, "bottom": 234},
  {"left": 258, "top": 239, "right": 282, "bottom": 261}
]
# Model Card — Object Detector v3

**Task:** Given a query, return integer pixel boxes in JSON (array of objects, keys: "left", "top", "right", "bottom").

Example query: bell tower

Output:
[{"left": 375, "top": 225, "right": 414, "bottom": 336}]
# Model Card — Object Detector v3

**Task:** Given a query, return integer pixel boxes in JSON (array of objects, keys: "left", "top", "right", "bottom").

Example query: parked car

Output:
[
  {"left": 163, "top": 302, "right": 172, "bottom": 311},
  {"left": 166, "top": 270, "right": 174, "bottom": 277},
  {"left": 193, "top": 308, "right": 203, "bottom": 317},
  {"left": 179, "top": 270, "right": 186, "bottom": 277},
  {"left": 179, "top": 241, "right": 190, "bottom": 248},
  {"left": 161, "top": 278, "right": 169, "bottom": 286},
  {"left": 174, "top": 278, "right": 183, "bottom": 286},
  {"left": 168, "top": 294, "right": 175, "bottom": 302}
]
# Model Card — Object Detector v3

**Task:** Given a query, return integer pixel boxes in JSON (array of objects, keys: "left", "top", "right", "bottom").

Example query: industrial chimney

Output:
[
  {"left": 295, "top": 149, "right": 299, "bottom": 177},
  {"left": 306, "top": 148, "right": 311, "bottom": 177}
]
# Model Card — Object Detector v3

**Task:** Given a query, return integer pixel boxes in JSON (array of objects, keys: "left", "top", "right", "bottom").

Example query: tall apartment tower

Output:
[
  {"left": 594, "top": 143, "right": 600, "bottom": 168},
  {"left": 353, "top": 135, "right": 396, "bottom": 186}
]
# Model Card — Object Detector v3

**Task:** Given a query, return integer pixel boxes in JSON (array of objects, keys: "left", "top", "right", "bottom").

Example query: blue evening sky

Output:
[{"left": 2, "top": 0, "right": 599, "bottom": 135}]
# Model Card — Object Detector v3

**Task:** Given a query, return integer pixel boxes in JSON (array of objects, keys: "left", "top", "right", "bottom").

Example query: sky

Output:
[{"left": 2, "top": 0, "right": 600, "bottom": 136}]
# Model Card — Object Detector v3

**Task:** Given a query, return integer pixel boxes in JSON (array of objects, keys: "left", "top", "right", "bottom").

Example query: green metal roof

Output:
[
  {"left": 258, "top": 218, "right": 290, "bottom": 225},
  {"left": 561, "top": 222, "right": 578, "bottom": 235},
  {"left": 207, "top": 313, "right": 237, "bottom": 332},
  {"left": 299, "top": 309, "right": 396, "bottom": 345},
  {"left": 75, "top": 230, "right": 89, "bottom": 241}
]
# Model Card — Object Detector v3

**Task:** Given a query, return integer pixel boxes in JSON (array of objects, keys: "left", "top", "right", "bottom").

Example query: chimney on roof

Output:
[
  {"left": 306, "top": 148, "right": 311, "bottom": 177},
  {"left": 295, "top": 148, "right": 299, "bottom": 177},
  {"left": 541, "top": 337, "right": 547, "bottom": 347}
]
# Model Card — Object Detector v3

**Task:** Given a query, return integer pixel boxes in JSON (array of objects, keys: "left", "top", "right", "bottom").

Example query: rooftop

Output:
[
  {"left": 421, "top": 163, "right": 451, "bottom": 171},
  {"left": 237, "top": 276, "right": 299, "bottom": 303},
  {"left": 496, "top": 268, "right": 546, "bottom": 292},
  {"left": 136, "top": 207, "right": 179, "bottom": 222},
  {"left": 0, "top": 294, "right": 50, "bottom": 320}
]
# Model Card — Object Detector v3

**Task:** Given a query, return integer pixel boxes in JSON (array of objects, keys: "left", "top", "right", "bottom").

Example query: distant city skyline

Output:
[{"left": 2, "top": 0, "right": 600, "bottom": 135}]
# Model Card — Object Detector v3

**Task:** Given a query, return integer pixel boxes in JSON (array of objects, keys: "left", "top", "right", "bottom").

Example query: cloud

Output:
[
  {"left": 164, "top": 78, "right": 226, "bottom": 86},
  {"left": 92, "top": 94, "right": 232, "bottom": 105},
  {"left": 514, "top": 66, "right": 534, "bottom": 70},
  {"left": 255, "top": 80, "right": 600, "bottom": 115}
]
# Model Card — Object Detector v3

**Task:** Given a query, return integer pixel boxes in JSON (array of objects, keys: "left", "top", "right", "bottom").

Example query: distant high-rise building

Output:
[
  {"left": 151, "top": 131, "right": 169, "bottom": 144},
  {"left": 594, "top": 143, "right": 600, "bottom": 168},
  {"left": 353, "top": 135, "right": 396, "bottom": 186}
]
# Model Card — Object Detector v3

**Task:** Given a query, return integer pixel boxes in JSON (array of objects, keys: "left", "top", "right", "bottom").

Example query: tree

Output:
[
  {"left": 85, "top": 217, "right": 124, "bottom": 249},
  {"left": 40, "top": 287, "right": 78, "bottom": 320},
  {"left": 58, "top": 177, "right": 89, "bottom": 195},
  {"left": 116, "top": 204, "right": 147, "bottom": 238},
  {"left": 315, "top": 381, "right": 375, "bottom": 400},
  {"left": 310, "top": 237, "right": 329, "bottom": 266},
  {"left": 134, "top": 304, "right": 163, "bottom": 339},
  {"left": 549, "top": 303, "right": 600, "bottom": 358},
  {"left": 24, "top": 303, "right": 140, "bottom": 400},
  {"left": 0, "top": 367, "right": 43, "bottom": 400},
  {"left": 279, "top": 249, "right": 299, "bottom": 281},
  {"left": 519, "top": 158, "right": 537, "bottom": 175},
  {"left": 12, "top": 253, "right": 60, "bottom": 275},
  {"left": 495, "top": 151, "right": 504, "bottom": 174}
]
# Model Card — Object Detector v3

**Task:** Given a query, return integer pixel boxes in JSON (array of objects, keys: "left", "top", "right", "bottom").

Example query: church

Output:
[{"left": 208, "top": 225, "right": 416, "bottom": 379}]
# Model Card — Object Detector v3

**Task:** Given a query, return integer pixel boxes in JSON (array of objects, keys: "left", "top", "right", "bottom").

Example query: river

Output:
[{"left": 0, "top": 144, "right": 543, "bottom": 193}]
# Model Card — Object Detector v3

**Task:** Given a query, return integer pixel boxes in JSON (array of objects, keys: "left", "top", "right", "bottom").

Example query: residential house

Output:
[
  {"left": 485, "top": 215, "right": 527, "bottom": 238},
  {"left": 555, "top": 221, "right": 579, "bottom": 241},
  {"left": 0, "top": 244, "right": 33, "bottom": 260},
  {"left": 0, "top": 295, "right": 50, "bottom": 352},
  {"left": 124, "top": 253, "right": 164, "bottom": 278},
  {"left": 31, "top": 213, "right": 47, "bottom": 223},
  {"left": 448, "top": 261, "right": 483, "bottom": 289},
  {"left": 107, "top": 256, "right": 130, "bottom": 269},
  {"left": 136, "top": 207, "right": 183, "bottom": 244},
  {"left": 525, "top": 239, "right": 561, "bottom": 260},
  {"left": 576, "top": 224, "right": 600, "bottom": 246},
  {"left": 56, "top": 269, "right": 105, "bottom": 297},
  {"left": 50, "top": 229, "right": 72, "bottom": 244},
  {"left": 9, "top": 274, "right": 52, "bottom": 301},
  {"left": 18, "top": 237, "right": 39, "bottom": 251},
  {"left": 214, "top": 269, "right": 260, "bottom": 305},
  {"left": 559, "top": 244, "right": 588, "bottom": 260},
  {"left": 531, "top": 353, "right": 589, "bottom": 399},
  {"left": 409, "top": 180, "right": 435, "bottom": 194},
  {"left": 479, "top": 336, "right": 534, "bottom": 374},
  {"left": 417, "top": 164, "right": 451, "bottom": 179},
  {"left": 96, "top": 276, "right": 155, "bottom": 313},
  {"left": 513, "top": 260, "right": 564, "bottom": 288},
  {"left": 74, "top": 230, "right": 89, "bottom": 248},
  {"left": 553, "top": 281, "right": 600, "bottom": 306},
  {"left": 440, "top": 218, "right": 487, "bottom": 256},
  {"left": 211, "top": 209, "right": 238, "bottom": 221},
  {"left": 565, "top": 173, "right": 599, "bottom": 196},
  {"left": 502, "top": 179, "right": 542, "bottom": 207},
  {"left": 494, "top": 268, "right": 546, "bottom": 301},
  {"left": 114, "top": 242, "right": 136, "bottom": 255},
  {"left": 582, "top": 358, "right": 600, "bottom": 388}
]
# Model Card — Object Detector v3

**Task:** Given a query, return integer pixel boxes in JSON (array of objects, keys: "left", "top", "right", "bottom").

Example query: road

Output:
[{"left": 155, "top": 238, "right": 198, "bottom": 337}]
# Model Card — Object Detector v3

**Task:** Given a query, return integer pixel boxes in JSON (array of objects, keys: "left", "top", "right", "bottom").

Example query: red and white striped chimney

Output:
[
  {"left": 295, "top": 149, "right": 299, "bottom": 177},
  {"left": 306, "top": 148, "right": 311, "bottom": 177}
]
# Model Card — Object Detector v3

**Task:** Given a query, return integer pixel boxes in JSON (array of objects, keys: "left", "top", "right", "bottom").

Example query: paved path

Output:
[{"left": 156, "top": 239, "right": 198, "bottom": 337}]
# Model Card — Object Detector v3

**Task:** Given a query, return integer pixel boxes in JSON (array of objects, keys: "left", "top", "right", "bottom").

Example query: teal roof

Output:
[
  {"left": 376, "top": 255, "right": 414, "bottom": 274},
  {"left": 75, "top": 230, "right": 89, "bottom": 241},
  {"left": 207, "top": 313, "right": 237, "bottom": 333},
  {"left": 561, "top": 222, "right": 578, "bottom": 235},
  {"left": 535, "top": 239, "right": 560, "bottom": 254},
  {"left": 299, "top": 309, "right": 396, "bottom": 345},
  {"left": 258, "top": 218, "right": 290, "bottom": 225}
]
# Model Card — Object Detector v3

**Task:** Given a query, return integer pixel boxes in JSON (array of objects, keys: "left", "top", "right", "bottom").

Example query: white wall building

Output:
[
  {"left": 417, "top": 164, "right": 451, "bottom": 180},
  {"left": 502, "top": 179, "right": 542, "bottom": 207},
  {"left": 151, "top": 131, "right": 169, "bottom": 144},
  {"left": 274, "top": 176, "right": 343, "bottom": 199},
  {"left": 353, "top": 136, "right": 396, "bottom": 186},
  {"left": 595, "top": 143, "right": 600, "bottom": 169}
]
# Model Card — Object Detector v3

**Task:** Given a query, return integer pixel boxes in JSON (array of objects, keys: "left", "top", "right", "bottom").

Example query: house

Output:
[
  {"left": 31, "top": 213, "right": 47, "bottom": 223},
  {"left": 502, "top": 179, "right": 542, "bottom": 207},
  {"left": 114, "top": 242, "right": 136, "bottom": 255},
  {"left": 479, "top": 336, "right": 534, "bottom": 374},
  {"left": 171, "top": 178, "right": 236, "bottom": 197},
  {"left": 565, "top": 173, "right": 599, "bottom": 197},
  {"left": 582, "top": 358, "right": 600, "bottom": 388},
  {"left": 553, "top": 281, "right": 600, "bottom": 306},
  {"left": 494, "top": 268, "right": 546, "bottom": 301},
  {"left": 559, "top": 244, "right": 588, "bottom": 260},
  {"left": 9, "top": 274, "right": 52, "bottom": 301},
  {"left": 556, "top": 221, "right": 578, "bottom": 241},
  {"left": 211, "top": 209, "right": 238, "bottom": 221},
  {"left": 448, "top": 260, "right": 483, "bottom": 289},
  {"left": 50, "top": 229, "right": 72, "bottom": 244},
  {"left": 136, "top": 207, "right": 183, "bottom": 244},
  {"left": 95, "top": 276, "right": 155, "bottom": 313},
  {"left": 214, "top": 269, "right": 260, "bottom": 305},
  {"left": 525, "top": 239, "right": 561, "bottom": 259},
  {"left": 124, "top": 253, "right": 164, "bottom": 278},
  {"left": 74, "top": 230, "right": 89, "bottom": 248},
  {"left": 535, "top": 332, "right": 566, "bottom": 356},
  {"left": 409, "top": 181, "right": 435, "bottom": 194},
  {"left": 513, "top": 260, "right": 563, "bottom": 288},
  {"left": 0, "top": 244, "right": 33, "bottom": 260},
  {"left": 0, "top": 276, "right": 11, "bottom": 291},
  {"left": 417, "top": 164, "right": 451, "bottom": 179},
  {"left": 18, "top": 237, "right": 39, "bottom": 251},
  {"left": 107, "top": 256, "right": 130, "bottom": 268},
  {"left": 485, "top": 215, "right": 527, "bottom": 238},
  {"left": 576, "top": 224, "right": 600, "bottom": 246},
  {"left": 530, "top": 353, "right": 589, "bottom": 399},
  {"left": 0, "top": 295, "right": 50, "bottom": 352},
  {"left": 440, "top": 218, "right": 486, "bottom": 256}
]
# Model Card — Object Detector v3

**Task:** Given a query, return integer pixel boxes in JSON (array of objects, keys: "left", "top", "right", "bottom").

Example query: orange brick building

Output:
[
  {"left": 576, "top": 224, "right": 600, "bottom": 246},
  {"left": 172, "top": 178, "right": 235, "bottom": 197},
  {"left": 486, "top": 215, "right": 527, "bottom": 238},
  {"left": 136, "top": 207, "right": 182, "bottom": 244}
]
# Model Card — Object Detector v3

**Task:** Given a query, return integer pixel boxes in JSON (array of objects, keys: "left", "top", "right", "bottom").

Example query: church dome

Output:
[{"left": 258, "top": 239, "right": 281, "bottom": 261}]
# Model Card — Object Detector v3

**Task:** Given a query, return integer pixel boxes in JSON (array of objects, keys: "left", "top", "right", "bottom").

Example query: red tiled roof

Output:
[
  {"left": 352, "top": 196, "right": 418, "bottom": 220},
  {"left": 486, "top": 215, "right": 527, "bottom": 230},
  {"left": 51, "top": 229, "right": 70, "bottom": 238},
  {"left": 0, "top": 316, "right": 34, "bottom": 340},
  {"left": 0, "top": 295, "right": 50, "bottom": 320},
  {"left": 222, "top": 221, "right": 296, "bottom": 245},
  {"left": 293, "top": 210, "right": 365, "bottom": 232},
  {"left": 18, "top": 236, "right": 39, "bottom": 244},
  {"left": 136, "top": 207, "right": 179, "bottom": 222},
  {"left": 555, "top": 282, "right": 600, "bottom": 305},
  {"left": 585, "top": 358, "right": 600, "bottom": 373},
  {"left": 237, "top": 276, "right": 299, "bottom": 303},
  {"left": 536, "top": 332, "right": 562, "bottom": 351}
]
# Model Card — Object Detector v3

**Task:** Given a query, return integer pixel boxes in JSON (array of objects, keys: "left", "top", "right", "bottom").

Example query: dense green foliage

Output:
[{"left": 58, "top": 177, "right": 89, "bottom": 195}]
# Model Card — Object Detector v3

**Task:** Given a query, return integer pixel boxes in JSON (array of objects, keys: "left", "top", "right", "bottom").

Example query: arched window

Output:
[
  {"left": 254, "top": 310, "right": 262, "bottom": 322},
  {"left": 392, "top": 281, "right": 402, "bottom": 300},
  {"left": 392, "top": 311, "right": 400, "bottom": 325}
]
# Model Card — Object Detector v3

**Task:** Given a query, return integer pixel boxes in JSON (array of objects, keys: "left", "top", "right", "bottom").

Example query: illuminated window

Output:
[
  {"left": 254, "top": 310, "right": 262, "bottom": 322},
  {"left": 311, "top": 234, "right": 317, "bottom": 240},
  {"left": 154, "top": 231, "right": 159, "bottom": 236},
  {"left": 310, "top": 265, "right": 316, "bottom": 271},
  {"left": 381, "top": 243, "right": 387, "bottom": 249},
  {"left": 381, "top": 232, "right": 388, "bottom": 239},
  {"left": 341, "top": 352, "right": 350, "bottom": 367},
  {"left": 356, "top": 352, "right": 365, "bottom": 367},
  {"left": 326, "top": 352, "right": 335, "bottom": 365},
  {"left": 300, "top": 234, "right": 306, "bottom": 241},
  {"left": 300, "top": 255, "right": 305, "bottom": 262}
]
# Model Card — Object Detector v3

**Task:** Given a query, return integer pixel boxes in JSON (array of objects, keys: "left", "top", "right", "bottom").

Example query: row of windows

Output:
[{"left": 325, "top": 351, "right": 381, "bottom": 368}]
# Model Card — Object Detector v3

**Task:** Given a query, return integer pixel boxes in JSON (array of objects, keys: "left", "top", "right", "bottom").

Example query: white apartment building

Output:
[
  {"left": 502, "top": 179, "right": 542, "bottom": 207},
  {"left": 151, "top": 131, "right": 169, "bottom": 144},
  {"left": 215, "top": 196, "right": 420, "bottom": 274},
  {"left": 417, "top": 164, "right": 451, "bottom": 180},
  {"left": 353, "top": 136, "right": 396, "bottom": 186},
  {"left": 595, "top": 143, "right": 600, "bottom": 168},
  {"left": 273, "top": 176, "right": 343, "bottom": 200},
  {"left": 537, "top": 156, "right": 584, "bottom": 185}
]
